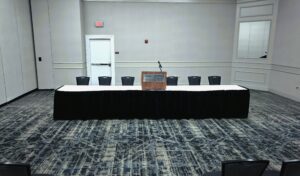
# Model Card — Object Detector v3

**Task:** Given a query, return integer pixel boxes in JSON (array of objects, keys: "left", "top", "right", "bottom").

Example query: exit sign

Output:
[{"left": 95, "top": 21, "right": 104, "bottom": 28}]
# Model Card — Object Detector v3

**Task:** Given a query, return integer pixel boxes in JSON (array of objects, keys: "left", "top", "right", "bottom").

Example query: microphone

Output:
[{"left": 158, "top": 61, "right": 162, "bottom": 72}]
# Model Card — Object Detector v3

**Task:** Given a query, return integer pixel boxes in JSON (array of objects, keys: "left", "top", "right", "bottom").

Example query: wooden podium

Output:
[{"left": 141, "top": 71, "right": 167, "bottom": 90}]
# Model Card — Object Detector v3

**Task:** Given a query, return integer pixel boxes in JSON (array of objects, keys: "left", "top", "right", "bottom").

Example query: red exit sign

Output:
[{"left": 95, "top": 21, "right": 104, "bottom": 28}]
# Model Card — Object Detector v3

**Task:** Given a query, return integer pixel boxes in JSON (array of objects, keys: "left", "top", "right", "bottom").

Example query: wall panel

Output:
[
  {"left": 15, "top": 0, "right": 37, "bottom": 92},
  {"left": 48, "top": 0, "right": 84, "bottom": 63},
  {"left": 0, "top": 0, "right": 37, "bottom": 105},
  {"left": 0, "top": 0, "right": 24, "bottom": 101},
  {"left": 240, "top": 4, "right": 273, "bottom": 17},
  {"left": 0, "top": 49, "right": 6, "bottom": 104},
  {"left": 270, "top": 66, "right": 300, "bottom": 102},
  {"left": 270, "top": 0, "right": 300, "bottom": 102},
  {"left": 48, "top": 0, "right": 85, "bottom": 88},
  {"left": 54, "top": 68, "right": 86, "bottom": 87}
]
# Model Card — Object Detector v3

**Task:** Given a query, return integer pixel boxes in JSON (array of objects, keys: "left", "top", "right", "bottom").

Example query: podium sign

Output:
[{"left": 141, "top": 71, "right": 167, "bottom": 90}]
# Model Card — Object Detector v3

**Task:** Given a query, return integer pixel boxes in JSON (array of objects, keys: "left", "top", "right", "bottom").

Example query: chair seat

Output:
[
  {"left": 203, "top": 171, "right": 220, "bottom": 176},
  {"left": 204, "top": 170, "right": 279, "bottom": 176},
  {"left": 263, "top": 170, "right": 280, "bottom": 176}
]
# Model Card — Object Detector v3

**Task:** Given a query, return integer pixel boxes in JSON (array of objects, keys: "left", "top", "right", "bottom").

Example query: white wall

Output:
[
  {"left": 32, "top": 0, "right": 235, "bottom": 87},
  {"left": 15, "top": 0, "right": 37, "bottom": 92},
  {"left": 0, "top": 48, "right": 6, "bottom": 104},
  {"left": 48, "top": 0, "right": 85, "bottom": 87},
  {"left": 270, "top": 0, "right": 300, "bottom": 102},
  {"left": 0, "top": 0, "right": 37, "bottom": 104},
  {"left": 83, "top": 1, "right": 236, "bottom": 85},
  {"left": 31, "top": 0, "right": 85, "bottom": 88}
]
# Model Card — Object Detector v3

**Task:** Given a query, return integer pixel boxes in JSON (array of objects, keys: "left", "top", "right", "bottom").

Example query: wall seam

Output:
[{"left": 29, "top": 0, "right": 39, "bottom": 89}]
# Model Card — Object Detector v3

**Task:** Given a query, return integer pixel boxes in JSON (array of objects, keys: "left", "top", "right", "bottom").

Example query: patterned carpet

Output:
[{"left": 0, "top": 90, "right": 299, "bottom": 176}]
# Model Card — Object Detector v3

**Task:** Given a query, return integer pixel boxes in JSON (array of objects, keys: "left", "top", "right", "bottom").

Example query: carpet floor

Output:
[{"left": 0, "top": 90, "right": 299, "bottom": 176}]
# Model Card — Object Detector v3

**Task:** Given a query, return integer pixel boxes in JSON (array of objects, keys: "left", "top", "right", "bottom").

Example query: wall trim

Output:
[
  {"left": 234, "top": 70, "right": 266, "bottom": 84},
  {"left": 271, "top": 64, "right": 300, "bottom": 75},
  {"left": 237, "top": 0, "right": 272, "bottom": 4},
  {"left": 115, "top": 61, "right": 232, "bottom": 68},
  {"left": 115, "top": 60, "right": 232, "bottom": 63},
  {"left": 232, "top": 62, "right": 272, "bottom": 70},
  {"left": 53, "top": 62, "right": 86, "bottom": 69},
  {"left": 53, "top": 61, "right": 85, "bottom": 64},
  {"left": 51, "top": 60, "right": 234, "bottom": 69},
  {"left": 237, "top": 83, "right": 269, "bottom": 91},
  {"left": 53, "top": 67, "right": 85, "bottom": 69},
  {"left": 0, "top": 88, "right": 37, "bottom": 107},
  {"left": 269, "top": 88, "right": 300, "bottom": 102},
  {"left": 239, "top": 4, "right": 273, "bottom": 18},
  {"left": 83, "top": 0, "right": 236, "bottom": 4}
]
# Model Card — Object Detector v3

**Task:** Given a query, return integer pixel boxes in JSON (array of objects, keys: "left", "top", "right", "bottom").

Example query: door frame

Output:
[{"left": 85, "top": 35, "right": 115, "bottom": 85}]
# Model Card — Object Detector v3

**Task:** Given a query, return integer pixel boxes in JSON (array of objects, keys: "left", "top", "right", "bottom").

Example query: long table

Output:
[{"left": 53, "top": 85, "right": 250, "bottom": 120}]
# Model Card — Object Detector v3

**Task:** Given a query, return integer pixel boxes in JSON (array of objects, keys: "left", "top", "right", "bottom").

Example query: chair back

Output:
[
  {"left": 188, "top": 76, "right": 201, "bottom": 85},
  {"left": 76, "top": 76, "right": 90, "bottom": 85},
  {"left": 0, "top": 163, "right": 31, "bottom": 176},
  {"left": 98, "top": 76, "right": 112, "bottom": 85},
  {"left": 222, "top": 160, "right": 269, "bottom": 176},
  {"left": 280, "top": 160, "right": 300, "bottom": 176},
  {"left": 167, "top": 76, "right": 178, "bottom": 86},
  {"left": 208, "top": 76, "right": 221, "bottom": 85},
  {"left": 121, "top": 76, "right": 135, "bottom": 85}
]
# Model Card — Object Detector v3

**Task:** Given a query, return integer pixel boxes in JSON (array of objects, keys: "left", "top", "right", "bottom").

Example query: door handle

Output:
[
  {"left": 92, "top": 63, "right": 111, "bottom": 67},
  {"left": 38, "top": 57, "right": 42, "bottom": 62}
]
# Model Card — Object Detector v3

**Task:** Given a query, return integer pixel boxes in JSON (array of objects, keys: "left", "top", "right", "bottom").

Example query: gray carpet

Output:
[{"left": 0, "top": 90, "right": 299, "bottom": 176}]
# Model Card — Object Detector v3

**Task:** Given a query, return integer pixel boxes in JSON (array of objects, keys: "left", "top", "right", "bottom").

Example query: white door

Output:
[
  {"left": 86, "top": 36, "right": 115, "bottom": 85},
  {"left": 31, "top": 0, "right": 54, "bottom": 89}
]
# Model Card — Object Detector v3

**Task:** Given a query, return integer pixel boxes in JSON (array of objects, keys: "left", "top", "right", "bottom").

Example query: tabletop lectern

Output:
[{"left": 141, "top": 71, "right": 167, "bottom": 90}]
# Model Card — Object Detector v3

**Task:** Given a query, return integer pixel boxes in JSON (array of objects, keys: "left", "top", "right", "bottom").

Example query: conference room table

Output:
[{"left": 53, "top": 85, "right": 250, "bottom": 120}]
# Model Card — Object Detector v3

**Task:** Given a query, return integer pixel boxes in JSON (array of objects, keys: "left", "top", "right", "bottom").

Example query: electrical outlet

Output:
[{"left": 297, "top": 81, "right": 300, "bottom": 90}]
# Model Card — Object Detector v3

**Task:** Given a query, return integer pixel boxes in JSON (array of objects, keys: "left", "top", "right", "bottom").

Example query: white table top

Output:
[{"left": 58, "top": 85, "right": 247, "bottom": 92}]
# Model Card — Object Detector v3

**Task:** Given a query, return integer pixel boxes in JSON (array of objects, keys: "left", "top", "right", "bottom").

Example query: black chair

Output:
[
  {"left": 188, "top": 76, "right": 201, "bottom": 85},
  {"left": 98, "top": 76, "right": 112, "bottom": 85},
  {"left": 264, "top": 160, "right": 300, "bottom": 176},
  {"left": 208, "top": 76, "right": 221, "bottom": 85},
  {"left": 0, "top": 163, "right": 51, "bottom": 176},
  {"left": 0, "top": 163, "right": 31, "bottom": 176},
  {"left": 167, "top": 76, "right": 178, "bottom": 86},
  {"left": 204, "top": 160, "right": 269, "bottom": 176},
  {"left": 280, "top": 160, "right": 300, "bottom": 176},
  {"left": 76, "top": 76, "right": 90, "bottom": 85},
  {"left": 121, "top": 76, "right": 135, "bottom": 85}
]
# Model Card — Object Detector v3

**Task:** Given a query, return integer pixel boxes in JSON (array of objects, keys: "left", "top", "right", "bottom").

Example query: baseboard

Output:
[
  {"left": 269, "top": 88, "right": 300, "bottom": 102},
  {"left": 0, "top": 89, "right": 38, "bottom": 108},
  {"left": 231, "top": 82, "right": 269, "bottom": 91},
  {"left": 38, "top": 89, "right": 55, "bottom": 91}
]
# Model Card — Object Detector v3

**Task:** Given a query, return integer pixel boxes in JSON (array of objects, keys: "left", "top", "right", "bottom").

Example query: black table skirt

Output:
[{"left": 53, "top": 88, "right": 250, "bottom": 120}]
